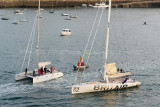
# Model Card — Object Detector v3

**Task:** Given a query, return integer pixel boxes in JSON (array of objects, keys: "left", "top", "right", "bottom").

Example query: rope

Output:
[
  {"left": 80, "top": 8, "right": 105, "bottom": 83},
  {"left": 81, "top": 8, "right": 100, "bottom": 62},
  {"left": 86, "top": 8, "right": 105, "bottom": 65},
  {"left": 27, "top": 13, "right": 38, "bottom": 69},
  {"left": 20, "top": 14, "right": 38, "bottom": 72},
  {"left": 73, "top": 8, "right": 100, "bottom": 83}
]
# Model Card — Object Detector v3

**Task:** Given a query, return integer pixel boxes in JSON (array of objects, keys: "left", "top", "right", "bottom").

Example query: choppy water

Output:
[{"left": 0, "top": 7, "right": 160, "bottom": 106}]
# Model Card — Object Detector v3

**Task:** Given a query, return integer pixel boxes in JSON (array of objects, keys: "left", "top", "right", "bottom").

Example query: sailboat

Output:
[
  {"left": 1, "top": 14, "right": 9, "bottom": 20},
  {"left": 12, "top": 19, "right": 19, "bottom": 24},
  {"left": 15, "top": 0, "right": 63, "bottom": 83},
  {"left": 49, "top": 1, "right": 55, "bottom": 13},
  {"left": 70, "top": 6, "right": 78, "bottom": 18},
  {"left": 72, "top": 0, "right": 141, "bottom": 94},
  {"left": 61, "top": 6, "right": 69, "bottom": 16},
  {"left": 1, "top": 1, "right": 9, "bottom": 20},
  {"left": 20, "top": 9, "right": 28, "bottom": 22}
]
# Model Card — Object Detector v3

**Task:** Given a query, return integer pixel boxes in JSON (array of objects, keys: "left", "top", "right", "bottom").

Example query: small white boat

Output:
[
  {"left": 40, "top": 8, "right": 44, "bottom": 11},
  {"left": 12, "top": 20, "right": 19, "bottom": 24},
  {"left": 90, "top": 2, "right": 109, "bottom": 8},
  {"left": 61, "top": 13, "right": 69, "bottom": 16},
  {"left": 82, "top": 4, "right": 87, "bottom": 7},
  {"left": 14, "top": 10, "right": 23, "bottom": 15},
  {"left": 61, "top": 29, "right": 71, "bottom": 36}
]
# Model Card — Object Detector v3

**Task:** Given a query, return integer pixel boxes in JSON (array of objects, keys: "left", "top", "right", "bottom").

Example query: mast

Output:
[
  {"left": 104, "top": 0, "right": 112, "bottom": 82},
  {"left": 37, "top": 0, "right": 40, "bottom": 69}
]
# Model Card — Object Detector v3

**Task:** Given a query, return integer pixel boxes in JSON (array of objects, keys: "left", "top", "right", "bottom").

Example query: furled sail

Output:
[{"left": 106, "top": 63, "right": 117, "bottom": 75}]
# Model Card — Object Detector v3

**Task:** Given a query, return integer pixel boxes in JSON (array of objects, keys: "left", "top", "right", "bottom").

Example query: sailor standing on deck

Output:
[
  {"left": 44, "top": 66, "right": 47, "bottom": 74},
  {"left": 41, "top": 67, "right": 43, "bottom": 74},
  {"left": 25, "top": 68, "right": 27, "bottom": 75},
  {"left": 50, "top": 66, "right": 53, "bottom": 73}
]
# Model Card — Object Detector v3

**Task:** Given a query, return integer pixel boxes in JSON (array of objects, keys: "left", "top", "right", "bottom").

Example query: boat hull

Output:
[
  {"left": 32, "top": 72, "right": 63, "bottom": 83},
  {"left": 72, "top": 81, "right": 141, "bottom": 94},
  {"left": 15, "top": 71, "right": 63, "bottom": 83},
  {"left": 61, "top": 32, "right": 71, "bottom": 36},
  {"left": 73, "top": 65, "right": 89, "bottom": 70},
  {"left": 15, "top": 71, "right": 33, "bottom": 81}
]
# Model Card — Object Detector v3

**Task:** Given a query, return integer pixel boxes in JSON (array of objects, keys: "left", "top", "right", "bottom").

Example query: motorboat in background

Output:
[
  {"left": 14, "top": 10, "right": 23, "bottom": 15},
  {"left": 90, "top": 2, "right": 109, "bottom": 8},
  {"left": 61, "top": 29, "right": 71, "bottom": 36}
]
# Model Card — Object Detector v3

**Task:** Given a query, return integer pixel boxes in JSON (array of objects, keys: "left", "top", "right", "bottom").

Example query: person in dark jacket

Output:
[
  {"left": 41, "top": 67, "right": 43, "bottom": 74},
  {"left": 44, "top": 66, "right": 47, "bottom": 74},
  {"left": 25, "top": 68, "right": 27, "bottom": 75}
]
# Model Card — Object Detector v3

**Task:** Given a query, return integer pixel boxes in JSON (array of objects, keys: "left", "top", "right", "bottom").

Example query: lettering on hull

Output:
[{"left": 94, "top": 84, "right": 128, "bottom": 91}]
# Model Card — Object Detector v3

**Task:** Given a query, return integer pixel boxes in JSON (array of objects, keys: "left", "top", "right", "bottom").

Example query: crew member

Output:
[{"left": 25, "top": 68, "right": 27, "bottom": 75}]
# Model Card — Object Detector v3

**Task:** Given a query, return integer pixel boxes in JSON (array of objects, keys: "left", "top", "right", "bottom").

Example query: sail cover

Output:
[
  {"left": 105, "top": 63, "right": 117, "bottom": 75},
  {"left": 38, "top": 61, "right": 51, "bottom": 67}
]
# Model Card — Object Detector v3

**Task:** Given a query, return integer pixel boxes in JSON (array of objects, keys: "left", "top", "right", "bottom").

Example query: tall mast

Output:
[
  {"left": 104, "top": 0, "right": 112, "bottom": 82},
  {"left": 37, "top": 0, "right": 40, "bottom": 69}
]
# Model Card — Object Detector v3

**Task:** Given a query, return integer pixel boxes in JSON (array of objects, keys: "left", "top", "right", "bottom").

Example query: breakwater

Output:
[{"left": 0, "top": 0, "right": 160, "bottom": 8}]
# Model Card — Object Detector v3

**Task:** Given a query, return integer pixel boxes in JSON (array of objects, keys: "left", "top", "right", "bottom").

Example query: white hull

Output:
[
  {"left": 15, "top": 71, "right": 63, "bottom": 83},
  {"left": 72, "top": 81, "right": 141, "bottom": 94},
  {"left": 61, "top": 13, "right": 69, "bottom": 16},
  {"left": 32, "top": 72, "right": 63, "bottom": 83},
  {"left": 15, "top": 71, "right": 33, "bottom": 81},
  {"left": 61, "top": 32, "right": 71, "bottom": 36}
]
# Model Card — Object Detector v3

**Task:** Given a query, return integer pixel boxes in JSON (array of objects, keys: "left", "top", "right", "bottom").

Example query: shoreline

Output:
[{"left": 0, "top": 0, "right": 160, "bottom": 8}]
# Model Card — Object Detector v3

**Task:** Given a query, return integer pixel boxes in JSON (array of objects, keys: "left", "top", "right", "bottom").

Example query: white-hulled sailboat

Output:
[
  {"left": 15, "top": 0, "right": 63, "bottom": 83},
  {"left": 72, "top": 0, "right": 140, "bottom": 94}
]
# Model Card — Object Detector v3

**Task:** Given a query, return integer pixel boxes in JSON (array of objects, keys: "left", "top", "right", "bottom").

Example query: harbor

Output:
[
  {"left": 0, "top": 0, "right": 160, "bottom": 8},
  {"left": 0, "top": 0, "right": 160, "bottom": 106}
]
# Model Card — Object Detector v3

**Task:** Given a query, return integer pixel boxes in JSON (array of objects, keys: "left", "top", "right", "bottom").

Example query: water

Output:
[{"left": 0, "top": 7, "right": 160, "bottom": 106}]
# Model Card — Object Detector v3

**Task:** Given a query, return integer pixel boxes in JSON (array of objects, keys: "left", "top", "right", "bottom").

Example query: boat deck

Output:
[{"left": 26, "top": 71, "right": 55, "bottom": 78}]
